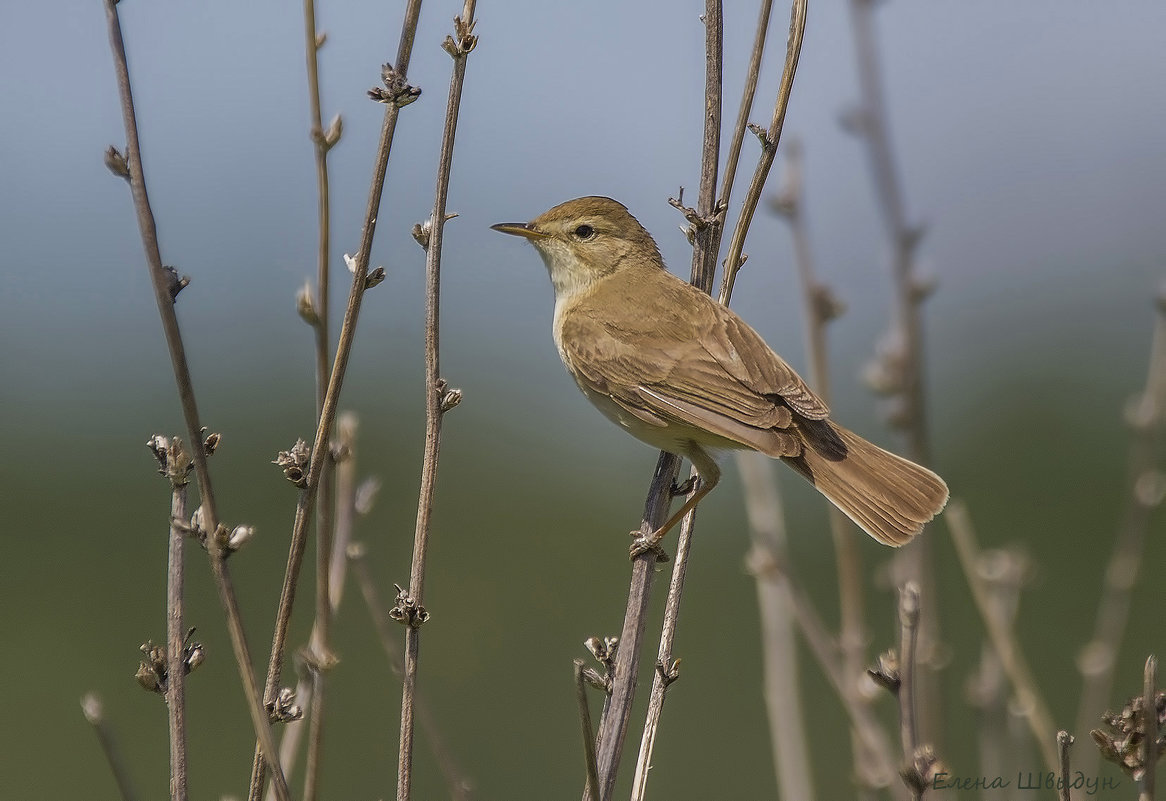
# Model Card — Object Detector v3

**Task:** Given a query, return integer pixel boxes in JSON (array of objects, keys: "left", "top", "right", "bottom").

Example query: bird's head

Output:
[{"left": 492, "top": 196, "right": 663, "bottom": 301}]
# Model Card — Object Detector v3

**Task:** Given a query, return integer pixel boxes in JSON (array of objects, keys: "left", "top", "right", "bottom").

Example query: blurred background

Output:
[{"left": 2, "top": 0, "right": 1164, "bottom": 798}]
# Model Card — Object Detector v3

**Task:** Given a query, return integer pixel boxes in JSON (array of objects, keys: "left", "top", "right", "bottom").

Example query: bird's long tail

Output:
[{"left": 783, "top": 420, "right": 949, "bottom": 546}]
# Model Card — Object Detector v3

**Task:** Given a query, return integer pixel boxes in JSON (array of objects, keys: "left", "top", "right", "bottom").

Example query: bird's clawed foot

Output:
[
  {"left": 628, "top": 529, "right": 670, "bottom": 562},
  {"left": 670, "top": 475, "right": 700, "bottom": 497}
]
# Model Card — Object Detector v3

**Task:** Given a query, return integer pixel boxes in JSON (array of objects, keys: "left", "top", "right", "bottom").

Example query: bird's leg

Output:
[
  {"left": 670, "top": 475, "right": 699, "bottom": 497},
  {"left": 630, "top": 448, "right": 721, "bottom": 559}
]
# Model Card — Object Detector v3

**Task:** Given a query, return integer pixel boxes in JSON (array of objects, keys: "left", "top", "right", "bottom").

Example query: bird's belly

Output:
[{"left": 573, "top": 379, "right": 740, "bottom": 458}]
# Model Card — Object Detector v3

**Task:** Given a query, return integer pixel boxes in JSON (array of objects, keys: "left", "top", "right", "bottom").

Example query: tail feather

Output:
[{"left": 784, "top": 420, "right": 949, "bottom": 547}]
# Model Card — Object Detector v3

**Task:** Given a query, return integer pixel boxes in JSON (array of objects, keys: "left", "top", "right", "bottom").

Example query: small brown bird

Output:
[{"left": 492, "top": 196, "right": 948, "bottom": 550}]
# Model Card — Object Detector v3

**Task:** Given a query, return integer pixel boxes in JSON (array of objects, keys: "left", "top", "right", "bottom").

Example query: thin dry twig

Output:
[
  {"left": 82, "top": 693, "right": 141, "bottom": 801},
  {"left": 965, "top": 548, "right": 1032, "bottom": 786},
  {"left": 575, "top": 660, "right": 601, "bottom": 801},
  {"left": 161, "top": 441, "right": 191, "bottom": 801},
  {"left": 255, "top": 0, "right": 425, "bottom": 716},
  {"left": 737, "top": 452, "right": 816, "bottom": 800},
  {"left": 594, "top": 3, "right": 725, "bottom": 798},
  {"left": 687, "top": 0, "right": 724, "bottom": 292},
  {"left": 628, "top": 497, "right": 694, "bottom": 801},
  {"left": 1075, "top": 288, "right": 1166, "bottom": 781},
  {"left": 946, "top": 501, "right": 1059, "bottom": 773},
  {"left": 247, "top": 3, "right": 427, "bottom": 799},
  {"left": 717, "top": 0, "right": 808, "bottom": 304},
  {"left": 629, "top": 5, "right": 808, "bottom": 798},
  {"left": 715, "top": 0, "right": 776, "bottom": 235},
  {"left": 845, "top": 0, "right": 942, "bottom": 744},
  {"left": 266, "top": 415, "right": 364, "bottom": 801},
  {"left": 101, "top": 4, "right": 290, "bottom": 797},
  {"left": 1058, "top": 731, "right": 1074, "bottom": 801},
  {"left": 348, "top": 545, "right": 474, "bottom": 801},
  {"left": 395, "top": 5, "right": 476, "bottom": 800},
  {"left": 1142, "top": 656, "right": 1159, "bottom": 801},
  {"left": 897, "top": 583, "right": 921, "bottom": 800},
  {"left": 300, "top": 2, "right": 337, "bottom": 798},
  {"left": 589, "top": 454, "right": 682, "bottom": 800},
  {"left": 771, "top": 140, "right": 884, "bottom": 793},
  {"left": 773, "top": 559, "right": 904, "bottom": 796}
]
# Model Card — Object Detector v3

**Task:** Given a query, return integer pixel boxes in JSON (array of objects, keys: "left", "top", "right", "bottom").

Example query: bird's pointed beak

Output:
[{"left": 490, "top": 222, "right": 550, "bottom": 240}]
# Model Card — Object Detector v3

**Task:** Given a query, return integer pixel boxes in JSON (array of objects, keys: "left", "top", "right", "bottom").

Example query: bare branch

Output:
[
  {"left": 897, "top": 583, "right": 921, "bottom": 799},
  {"left": 965, "top": 548, "right": 1032, "bottom": 786},
  {"left": 1142, "top": 656, "right": 1159, "bottom": 801},
  {"left": 716, "top": 0, "right": 775, "bottom": 225},
  {"left": 575, "top": 660, "right": 601, "bottom": 801},
  {"left": 101, "top": 3, "right": 289, "bottom": 796},
  {"left": 248, "top": 2, "right": 426, "bottom": 797},
  {"left": 630, "top": 5, "right": 808, "bottom": 798},
  {"left": 82, "top": 694, "right": 141, "bottom": 801},
  {"left": 1075, "top": 287, "right": 1166, "bottom": 781},
  {"left": 267, "top": 415, "right": 363, "bottom": 799},
  {"left": 689, "top": 0, "right": 724, "bottom": 292},
  {"left": 349, "top": 545, "right": 474, "bottom": 801},
  {"left": 771, "top": 141, "right": 882, "bottom": 792},
  {"left": 588, "top": 3, "right": 729, "bottom": 794},
  {"left": 589, "top": 453, "right": 679, "bottom": 801},
  {"left": 946, "top": 501, "right": 1059, "bottom": 772},
  {"left": 162, "top": 439, "right": 191, "bottom": 801},
  {"left": 300, "top": 2, "right": 337, "bottom": 798},
  {"left": 1058, "top": 731, "right": 1074, "bottom": 801},
  {"left": 846, "top": 0, "right": 943, "bottom": 746},
  {"left": 629, "top": 492, "right": 694, "bottom": 801},
  {"left": 717, "top": 0, "right": 808, "bottom": 304},
  {"left": 774, "top": 560, "right": 905, "bottom": 796},
  {"left": 593, "top": 4, "right": 725, "bottom": 798},
  {"left": 736, "top": 452, "right": 815, "bottom": 800},
  {"left": 395, "top": 5, "right": 477, "bottom": 801}
]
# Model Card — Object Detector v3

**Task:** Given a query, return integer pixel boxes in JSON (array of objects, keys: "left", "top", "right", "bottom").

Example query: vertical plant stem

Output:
[
  {"left": 396, "top": 5, "right": 477, "bottom": 799},
  {"left": 717, "top": 0, "right": 808, "bottom": 304},
  {"left": 967, "top": 549, "right": 1030, "bottom": 794},
  {"left": 590, "top": 454, "right": 679, "bottom": 800},
  {"left": 267, "top": 415, "right": 364, "bottom": 801},
  {"left": 248, "top": 3, "right": 426, "bottom": 798},
  {"left": 775, "top": 565, "right": 905, "bottom": 796},
  {"left": 629, "top": 4, "right": 802, "bottom": 797},
  {"left": 688, "top": 0, "right": 724, "bottom": 292},
  {"left": 82, "top": 694, "right": 141, "bottom": 801},
  {"left": 629, "top": 501, "right": 699, "bottom": 801},
  {"left": 257, "top": 0, "right": 425, "bottom": 715},
  {"left": 773, "top": 141, "right": 881, "bottom": 792},
  {"left": 737, "top": 452, "right": 816, "bottom": 800},
  {"left": 102, "top": 4, "right": 290, "bottom": 798},
  {"left": 349, "top": 546, "right": 473, "bottom": 801},
  {"left": 715, "top": 0, "right": 775, "bottom": 230},
  {"left": 1074, "top": 290, "right": 1166, "bottom": 781},
  {"left": 626, "top": 5, "right": 807, "bottom": 799},
  {"left": 575, "top": 661, "right": 601, "bottom": 801},
  {"left": 897, "top": 582, "right": 920, "bottom": 784},
  {"left": 166, "top": 480, "right": 189, "bottom": 801},
  {"left": 595, "top": 4, "right": 723, "bottom": 798},
  {"left": 1057, "top": 731, "right": 1073, "bottom": 801},
  {"left": 947, "top": 501, "right": 1058, "bottom": 773},
  {"left": 1141, "top": 656, "right": 1159, "bottom": 801},
  {"left": 846, "top": 0, "right": 942, "bottom": 745},
  {"left": 302, "top": 1, "right": 334, "bottom": 799}
]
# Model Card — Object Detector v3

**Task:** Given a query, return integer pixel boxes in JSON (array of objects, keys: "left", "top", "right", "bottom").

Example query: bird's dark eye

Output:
[{"left": 574, "top": 224, "right": 595, "bottom": 239}]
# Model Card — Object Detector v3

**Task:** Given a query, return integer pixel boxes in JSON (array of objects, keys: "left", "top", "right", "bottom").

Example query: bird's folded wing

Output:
[
  {"left": 697, "top": 309, "right": 829, "bottom": 421},
  {"left": 560, "top": 299, "right": 827, "bottom": 456}
]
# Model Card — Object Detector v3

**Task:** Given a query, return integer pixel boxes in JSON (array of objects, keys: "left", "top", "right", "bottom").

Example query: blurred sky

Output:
[
  {"left": 3, "top": 1, "right": 1166, "bottom": 798},
  {"left": 3, "top": 0, "right": 1165, "bottom": 431}
]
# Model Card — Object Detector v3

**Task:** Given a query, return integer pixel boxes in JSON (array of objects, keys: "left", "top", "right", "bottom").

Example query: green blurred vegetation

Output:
[{"left": 3, "top": 261, "right": 1162, "bottom": 800}]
